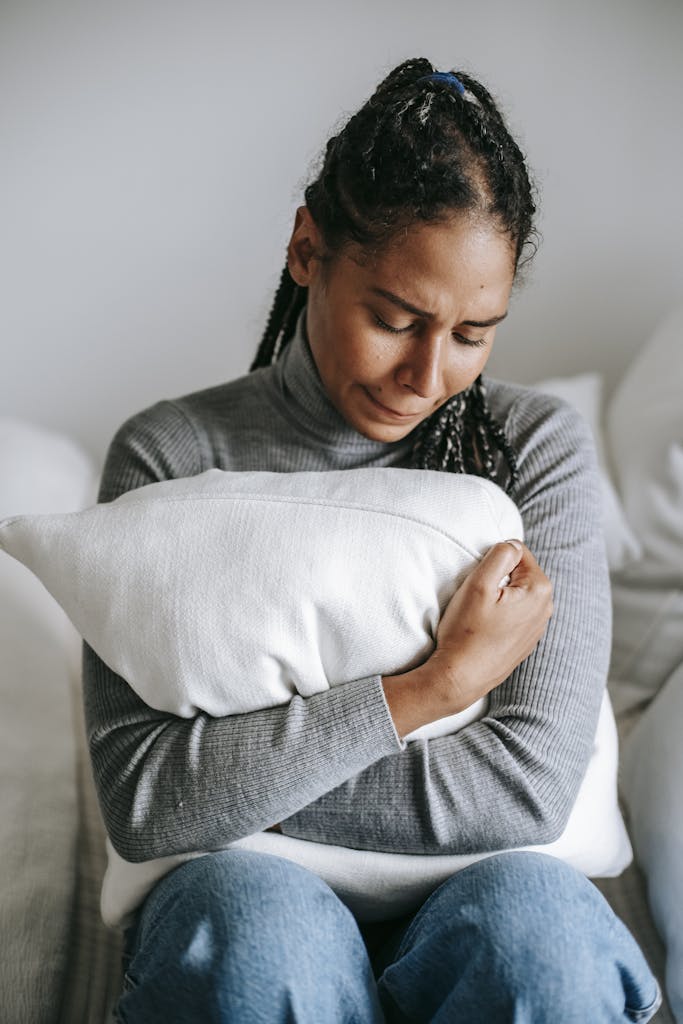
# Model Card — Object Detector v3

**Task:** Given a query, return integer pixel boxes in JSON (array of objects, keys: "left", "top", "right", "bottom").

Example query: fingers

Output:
[
  {"left": 496, "top": 541, "right": 553, "bottom": 620},
  {"left": 504, "top": 542, "right": 549, "bottom": 593},
  {"left": 477, "top": 539, "right": 525, "bottom": 583},
  {"left": 472, "top": 541, "right": 551, "bottom": 607}
]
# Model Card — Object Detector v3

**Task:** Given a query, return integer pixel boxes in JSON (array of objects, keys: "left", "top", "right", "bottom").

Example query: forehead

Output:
[{"left": 341, "top": 215, "right": 515, "bottom": 319}]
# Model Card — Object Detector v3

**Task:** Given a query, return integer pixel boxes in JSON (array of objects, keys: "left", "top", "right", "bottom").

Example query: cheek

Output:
[
  {"left": 341, "top": 333, "right": 393, "bottom": 380},
  {"left": 445, "top": 347, "right": 491, "bottom": 393}
]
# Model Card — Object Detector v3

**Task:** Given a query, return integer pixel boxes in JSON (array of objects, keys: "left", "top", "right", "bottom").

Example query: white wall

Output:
[{"left": 1, "top": 0, "right": 681, "bottom": 463}]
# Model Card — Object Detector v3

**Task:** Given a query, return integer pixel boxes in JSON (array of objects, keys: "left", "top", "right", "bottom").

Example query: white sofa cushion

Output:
[
  {"left": 606, "top": 305, "right": 683, "bottom": 585},
  {"left": 603, "top": 306, "right": 683, "bottom": 715}
]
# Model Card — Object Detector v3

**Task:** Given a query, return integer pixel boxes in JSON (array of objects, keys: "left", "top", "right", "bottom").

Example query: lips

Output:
[{"left": 364, "top": 389, "right": 425, "bottom": 419}]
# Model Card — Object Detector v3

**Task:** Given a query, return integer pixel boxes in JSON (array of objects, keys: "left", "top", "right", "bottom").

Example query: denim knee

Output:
[
  {"left": 378, "top": 852, "right": 661, "bottom": 1024},
  {"left": 117, "top": 850, "right": 383, "bottom": 1024}
]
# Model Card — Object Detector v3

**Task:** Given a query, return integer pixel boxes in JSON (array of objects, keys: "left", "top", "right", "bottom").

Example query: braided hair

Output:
[{"left": 251, "top": 58, "right": 539, "bottom": 490}]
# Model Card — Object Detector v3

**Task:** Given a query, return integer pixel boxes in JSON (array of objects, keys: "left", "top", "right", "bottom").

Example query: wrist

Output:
[{"left": 382, "top": 653, "right": 465, "bottom": 740}]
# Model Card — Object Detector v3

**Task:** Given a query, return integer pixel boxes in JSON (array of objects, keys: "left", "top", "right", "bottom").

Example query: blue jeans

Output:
[{"left": 115, "top": 849, "right": 661, "bottom": 1023}]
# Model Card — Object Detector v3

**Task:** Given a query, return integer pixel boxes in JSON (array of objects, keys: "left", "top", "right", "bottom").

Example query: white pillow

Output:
[
  {"left": 606, "top": 304, "right": 683, "bottom": 584},
  {"left": 0, "top": 467, "right": 522, "bottom": 736},
  {"left": 533, "top": 374, "right": 640, "bottom": 572},
  {"left": 0, "top": 465, "right": 631, "bottom": 927}
]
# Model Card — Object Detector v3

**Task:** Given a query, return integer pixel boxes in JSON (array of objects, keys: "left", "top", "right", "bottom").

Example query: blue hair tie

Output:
[{"left": 420, "top": 71, "right": 466, "bottom": 96}]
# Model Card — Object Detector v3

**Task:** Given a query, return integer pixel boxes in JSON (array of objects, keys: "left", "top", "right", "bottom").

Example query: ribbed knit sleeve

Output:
[{"left": 280, "top": 389, "right": 611, "bottom": 853}]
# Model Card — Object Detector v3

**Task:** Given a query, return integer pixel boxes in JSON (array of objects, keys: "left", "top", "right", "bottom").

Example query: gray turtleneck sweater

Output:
[{"left": 83, "top": 316, "right": 610, "bottom": 866}]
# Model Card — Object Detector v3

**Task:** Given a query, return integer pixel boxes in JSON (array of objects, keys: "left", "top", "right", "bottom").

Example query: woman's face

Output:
[{"left": 287, "top": 208, "right": 516, "bottom": 443}]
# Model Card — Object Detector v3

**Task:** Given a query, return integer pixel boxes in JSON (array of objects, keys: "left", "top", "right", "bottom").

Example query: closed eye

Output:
[
  {"left": 452, "top": 332, "right": 487, "bottom": 348},
  {"left": 373, "top": 314, "right": 487, "bottom": 348},
  {"left": 374, "top": 314, "right": 411, "bottom": 335}
]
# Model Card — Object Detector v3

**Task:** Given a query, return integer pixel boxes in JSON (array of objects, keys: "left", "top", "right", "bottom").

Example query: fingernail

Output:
[{"left": 506, "top": 539, "right": 522, "bottom": 551}]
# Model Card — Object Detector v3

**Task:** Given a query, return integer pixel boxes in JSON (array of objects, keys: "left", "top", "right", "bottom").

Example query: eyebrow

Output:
[{"left": 370, "top": 286, "right": 508, "bottom": 328}]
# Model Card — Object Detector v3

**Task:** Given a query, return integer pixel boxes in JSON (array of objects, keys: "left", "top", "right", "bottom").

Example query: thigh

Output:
[
  {"left": 375, "top": 851, "right": 661, "bottom": 1024},
  {"left": 115, "top": 849, "right": 383, "bottom": 1024}
]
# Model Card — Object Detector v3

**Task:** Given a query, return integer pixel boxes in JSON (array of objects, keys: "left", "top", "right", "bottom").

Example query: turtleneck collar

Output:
[{"left": 267, "top": 307, "right": 415, "bottom": 458}]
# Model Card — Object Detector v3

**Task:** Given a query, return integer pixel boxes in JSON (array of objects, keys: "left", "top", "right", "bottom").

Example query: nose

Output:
[{"left": 395, "top": 331, "right": 444, "bottom": 398}]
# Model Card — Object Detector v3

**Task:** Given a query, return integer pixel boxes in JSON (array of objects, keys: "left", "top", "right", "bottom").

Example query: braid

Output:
[
  {"left": 470, "top": 376, "right": 519, "bottom": 488},
  {"left": 412, "top": 392, "right": 468, "bottom": 473},
  {"left": 412, "top": 379, "right": 519, "bottom": 492},
  {"left": 449, "top": 73, "right": 537, "bottom": 268},
  {"left": 250, "top": 265, "right": 306, "bottom": 370}
]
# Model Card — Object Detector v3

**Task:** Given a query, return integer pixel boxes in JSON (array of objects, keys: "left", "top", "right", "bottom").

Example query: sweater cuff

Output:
[{"left": 280, "top": 674, "right": 404, "bottom": 839}]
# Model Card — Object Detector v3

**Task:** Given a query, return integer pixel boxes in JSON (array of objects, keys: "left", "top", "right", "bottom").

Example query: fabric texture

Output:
[
  {"left": 73, "top": 310, "right": 619, "bottom": 931},
  {"left": 603, "top": 307, "right": 683, "bottom": 1020},
  {"left": 594, "top": 865, "right": 676, "bottom": 1023},
  {"left": 605, "top": 305, "right": 683, "bottom": 718},
  {"left": 0, "top": 466, "right": 522, "bottom": 725},
  {"left": 533, "top": 372, "right": 641, "bottom": 572},
  {"left": 0, "top": 554, "right": 79, "bottom": 1024},
  {"left": 114, "top": 849, "right": 661, "bottom": 1024},
  {"left": 58, "top": 645, "right": 124, "bottom": 1024},
  {"left": 620, "top": 659, "right": 683, "bottom": 1023},
  {"left": 606, "top": 304, "right": 683, "bottom": 587},
  {"left": 0, "top": 417, "right": 102, "bottom": 1024},
  {"left": 608, "top": 583, "right": 683, "bottom": 717},
  {"left": 100, "top": 687, "right": 630, "bottom": 926}
]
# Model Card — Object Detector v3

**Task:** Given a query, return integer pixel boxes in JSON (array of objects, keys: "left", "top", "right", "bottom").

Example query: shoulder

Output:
[
  {"left": 485, "top": 376, "right": 593, "bottom": 452},
  {"left": 483, "top": 375, "right": 601, "bottom": 523},
  {"left": 100, "top": 367, "right": 271, "bottom": 501},
  {"left": 170, "top": 365, "right": 272, "bottom": 428},
  {"left": 485, "top": 375, "right": 597, "bottom": 476}
]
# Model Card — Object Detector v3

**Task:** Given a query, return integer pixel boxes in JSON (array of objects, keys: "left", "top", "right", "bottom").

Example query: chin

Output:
[{"left": 354, "top": 419, "right": 418, "bottom": 443}]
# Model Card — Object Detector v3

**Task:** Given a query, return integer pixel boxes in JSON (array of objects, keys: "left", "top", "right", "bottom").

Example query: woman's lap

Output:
[
  {"left": 115, "top": 849, "right": 661, "bottom": 1024},
  {"left": 116, "top": 848, "right": 382, "bottom": 1024}
]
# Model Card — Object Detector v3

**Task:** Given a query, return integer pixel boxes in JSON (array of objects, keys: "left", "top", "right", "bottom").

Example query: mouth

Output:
[{"left": 363, "top": 388, "right": 427, "bottom": 421}]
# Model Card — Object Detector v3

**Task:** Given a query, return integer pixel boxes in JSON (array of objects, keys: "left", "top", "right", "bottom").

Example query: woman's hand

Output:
[{"left": 382, "top": 541, "right": 553, "bottom": 739}]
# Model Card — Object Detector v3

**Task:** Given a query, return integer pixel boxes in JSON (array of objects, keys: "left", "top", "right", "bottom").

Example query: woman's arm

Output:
[
  {"left": 279, "top": 391, "right": 611, "bottom": 854},
  {"left": 84, "top": 401, "right": 404, "bottom": 863},
  {"left": 382, "top": 538, "right": 553, "bottom": 738}
]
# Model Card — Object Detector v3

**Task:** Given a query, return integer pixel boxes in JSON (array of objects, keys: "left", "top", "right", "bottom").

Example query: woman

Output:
[{"left": 88, "top": 59, "right": 660, "bottom": 1022}]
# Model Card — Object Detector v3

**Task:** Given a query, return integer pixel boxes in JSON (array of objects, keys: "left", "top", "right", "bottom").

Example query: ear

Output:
[{"left": 287, "top": 206, "right": 324, "bottom": 287}]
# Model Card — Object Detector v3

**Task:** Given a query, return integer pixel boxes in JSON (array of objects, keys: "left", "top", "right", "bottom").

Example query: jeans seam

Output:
[
  {"left": 380, "top": 872, "right": 449, "bottom": 968},
  {"left": 625, "top": 979, "right": 662, "bottom": 1022},
  {"left": 602, "top": 903, "right": 662, "bottom": 1023}
]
